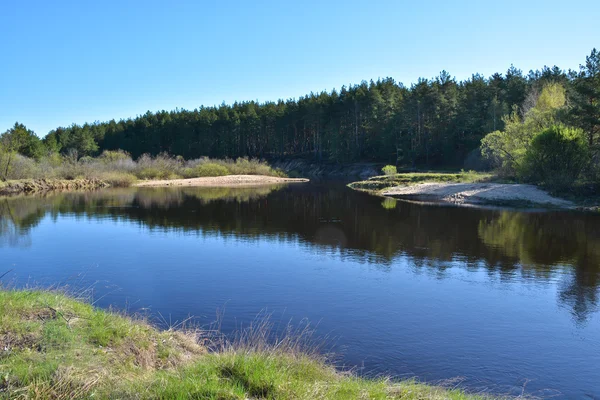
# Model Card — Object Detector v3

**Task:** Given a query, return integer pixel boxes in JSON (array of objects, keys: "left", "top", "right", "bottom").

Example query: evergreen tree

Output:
[{"left": 571, "top": 48, "right": 600, "bottom": 146}]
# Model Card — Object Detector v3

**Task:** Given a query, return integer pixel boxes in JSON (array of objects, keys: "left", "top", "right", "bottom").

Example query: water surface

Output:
[{"left": 1, "top": 183, "right": 599, "bottom": 398}]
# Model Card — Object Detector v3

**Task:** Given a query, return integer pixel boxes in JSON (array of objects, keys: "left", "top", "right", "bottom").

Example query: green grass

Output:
[
  {"left": 348, "top": 171, "right": 495, "bottom": 192},
  {"left": 0, "top": 289, "right": 495, "bottom": 399}
]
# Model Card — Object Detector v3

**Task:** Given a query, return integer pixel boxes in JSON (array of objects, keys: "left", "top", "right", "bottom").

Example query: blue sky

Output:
[{"left": 1, "top": 0, "right": 598, "bottom": 137}]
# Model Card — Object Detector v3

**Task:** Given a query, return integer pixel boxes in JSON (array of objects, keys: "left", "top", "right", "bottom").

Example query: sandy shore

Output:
[
  {"left": 383, "top": 182, "right": 573, "bottom": 207},
  {"left": 134, "top": 175, "right": 309, "bottom": 188}
]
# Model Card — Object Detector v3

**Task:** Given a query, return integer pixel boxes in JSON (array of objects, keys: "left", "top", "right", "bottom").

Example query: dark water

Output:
[{"left": 1, "top": 183, "right": 599, "bottom": 398}]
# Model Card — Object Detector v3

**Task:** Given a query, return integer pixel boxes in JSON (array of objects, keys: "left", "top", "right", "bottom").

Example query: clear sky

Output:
[{"left": 1, "top": 0, "right": 598, "bottom": 137}]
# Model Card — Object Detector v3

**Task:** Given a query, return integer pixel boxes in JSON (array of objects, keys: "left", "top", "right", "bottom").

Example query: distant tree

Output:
[
  {"left": 570, "top": 48, "right": 600, "bottom": 147},
  {"left": 0, "top": 123, "right": 44, "bottom": 159},
  {"left": 480, "top": 82, "right": 567, "bottom": 176},
  {"left": 0, "top": 123, "right": 45, "bottom": 180}
]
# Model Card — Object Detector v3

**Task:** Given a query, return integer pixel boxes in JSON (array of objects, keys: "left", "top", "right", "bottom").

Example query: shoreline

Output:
[
  {"left": 0, "top": 178, "right": 109, "bottom": 196},
  {"left": 0, "top": 288, "right": 485, "bottom": 399},
  {"left": 348, "top": 174, "right": 581, "bottom": 209},
  {"left": 134, "top": 174, "right": 309, "bottom": 188},
  {"left": 0, "top": 175, "right": 309, "bottom": 196},
  {"left": 382, "top": 182, "right": 573, "bottom": 208}
]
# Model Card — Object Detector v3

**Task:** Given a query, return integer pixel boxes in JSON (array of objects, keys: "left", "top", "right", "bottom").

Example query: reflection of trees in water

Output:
[
  {"left": 478, "top": 211, "right": 600, "bottom": 323},
  {"left": 0, "top": 212, "right": 31, "bottom": 248},
  {"left": 2, "top": 184, "right": 600, "bottom": 322},
  {"left": 0, "top": 198, "right": 46, "bottom": 248},
  {"left": 559, "top": 266, "right": 600, "bottom": 324},
  {"left": 133, "top": 186, "right": 284, "bottom": 209}
]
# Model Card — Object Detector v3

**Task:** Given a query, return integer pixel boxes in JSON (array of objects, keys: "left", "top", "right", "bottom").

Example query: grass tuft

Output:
[{"left": 0, "top": 289, "right": 499, "bottom": 399}]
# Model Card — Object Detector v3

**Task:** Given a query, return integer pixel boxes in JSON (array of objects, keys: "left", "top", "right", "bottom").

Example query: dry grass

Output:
[{"left": 0, "top": 151, "right": 288, "bottom": 194}]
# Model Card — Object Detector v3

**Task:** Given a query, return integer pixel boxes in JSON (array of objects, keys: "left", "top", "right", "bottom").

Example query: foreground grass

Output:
[
  {"left": 0, "top": 290, "right": 491, "bottom": 399},
  {"left": 348, "top": 171, "right": 495, "bottom": 193}
]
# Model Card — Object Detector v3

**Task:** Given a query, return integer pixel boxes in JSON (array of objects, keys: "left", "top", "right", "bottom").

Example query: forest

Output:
[{"left": 1, "top": 48, "right": 599, "bottom": 182}]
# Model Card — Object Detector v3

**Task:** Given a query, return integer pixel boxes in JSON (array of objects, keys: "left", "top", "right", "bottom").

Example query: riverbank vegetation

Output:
[
  {"left": 0, "top": 289, "right": 488, "bottom": 399},
  {"left": 480, "top": 80, "right": 598, "bottom": 192},
  {"left": 0, "top": 138, "right": 286, "bottom": 191},
  {"left": 349, "top": 170, "right": 494, "bottom": 192}
]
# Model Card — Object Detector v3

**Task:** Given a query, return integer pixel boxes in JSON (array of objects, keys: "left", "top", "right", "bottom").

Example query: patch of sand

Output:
[
  {"left": 134, "top": 175, "right": 308, "bottom": 188},
  {"left": 382, "top": 183, "right": 573, "bottom": 207}
]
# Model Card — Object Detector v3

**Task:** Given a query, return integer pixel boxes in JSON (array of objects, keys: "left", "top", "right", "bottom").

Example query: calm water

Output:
[{"left": 1, "top": 183, "right": 599, "bottom": 398}]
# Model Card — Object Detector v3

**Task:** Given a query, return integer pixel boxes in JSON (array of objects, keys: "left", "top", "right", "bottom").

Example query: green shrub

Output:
[
  {"left": 519, "top": 125, "right": 589, "bottom": 189},
  {"left": 381, "top": 165, "right": 397, "bottom": 176},
  {"left": 192, "top": 163, "right": 230, "bottom": 177},
  {"left": 381, "top": 198, "right": 397, "bottom": 210},
  {"left": 180, "top": 167, "right": 196, "bottom": 179},
  {"left": 98, "top": 172, "right": 137, "bottom": 187},
  {"left": 2, "top": 154, "right": 42, "bottom": 179},
  {"left": 0, "top": 151, "right": 285, "bottom": 184},
  {"left": 135, "top": 167, "right": 179, "bottom": 180},
  {"left": 272, "top": 168, "right": 288, "bottom": 178},
  {"left": 216, "top": 157, "right": 286, "bottom": 177},
  {"left": 99, "top": 150, "right": 132, "bottom": 163}
]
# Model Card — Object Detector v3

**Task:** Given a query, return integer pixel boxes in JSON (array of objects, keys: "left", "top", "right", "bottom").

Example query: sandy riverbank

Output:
[
  {"left": 382, "top": 182, "right": 573, "bottom": 208},
  {"left": 135, "top": 174, "right": 309, "bottom": 188}
]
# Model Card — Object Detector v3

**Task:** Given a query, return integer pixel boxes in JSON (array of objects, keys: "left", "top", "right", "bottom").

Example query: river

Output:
[{"left": 1, "top": 182, "right": 599, "bottom": 398}]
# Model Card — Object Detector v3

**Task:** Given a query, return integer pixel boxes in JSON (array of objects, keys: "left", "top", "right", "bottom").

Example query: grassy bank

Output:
[
  {"left": 2, "top": 151, "right": 286, "bottom": 183},
  {"left": 0, "top": 289, "right": 490, "bottom": 399},
  {"left": 0, "top": 151, "right": 289, "bottom": 194},
  {"left": 348, "top": 171, "right": 495, "bottom": 193}
]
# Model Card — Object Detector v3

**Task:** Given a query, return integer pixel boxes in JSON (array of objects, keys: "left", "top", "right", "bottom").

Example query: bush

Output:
[
  {"left": 192, "top": 163, "right": 230, "bottom": 177},
  {"left": 136, "top": 167, "right": 179, "bottom": 180},
  {"left": 0, "top": 150, "right": 285, "bottom": 184},
  {"left": 97, "top": 171, "right": 137, "bottom": 187},
  {"left": 182, "top": 157, "right": 286, "bottom": 178},
  {"left": 481, "top": 83, "right": 568, "bottom": 178},
  {"left": 99, "top": 150, "right": 132, "bottom": 163},
  {"left": 134, "top": 153, "right": 182, "bottom": 180},
  {"left": 2, "top": 154, "right": 42, "bottom": 179},
  {"left": 381, "top": 165, "right": 397, "bottom": 176},
  {"left": 217, "top": 157, "right": 286, "bottom": 177},
  {"left": 519, "top": 125, "right": 589, "bottom": 189}
]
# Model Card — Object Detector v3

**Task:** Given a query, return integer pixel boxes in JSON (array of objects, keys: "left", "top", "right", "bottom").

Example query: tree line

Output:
[{"left": 2, "top": 48, "right": 599, "bottom": 170}]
